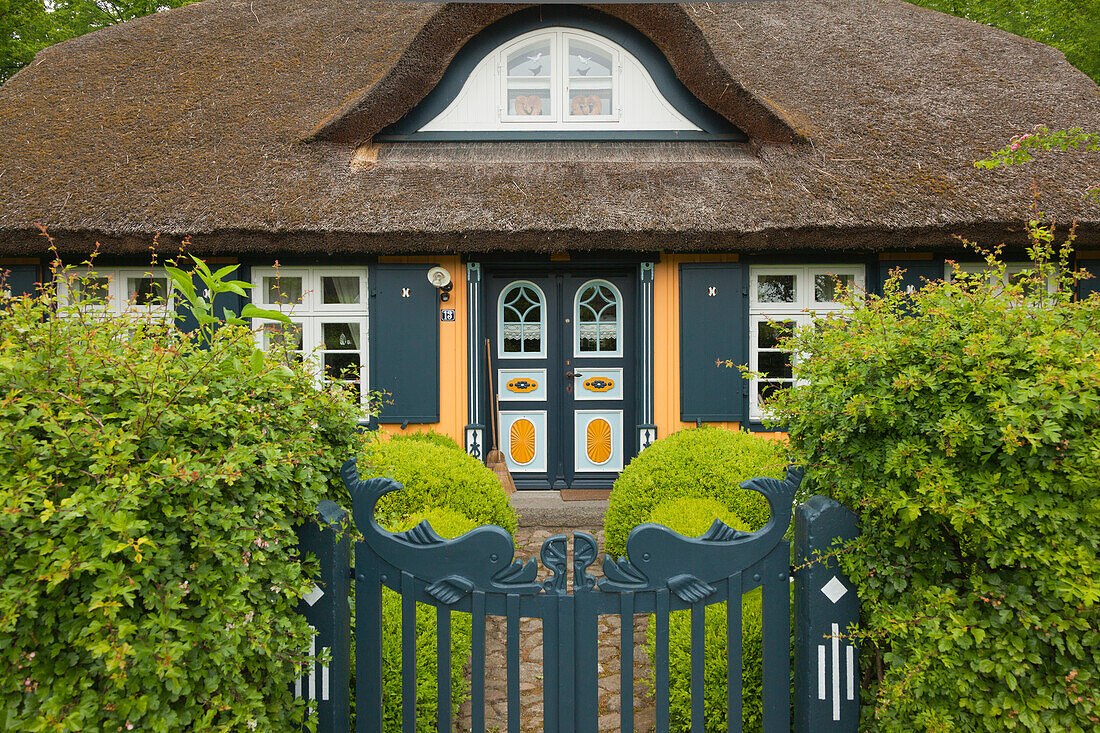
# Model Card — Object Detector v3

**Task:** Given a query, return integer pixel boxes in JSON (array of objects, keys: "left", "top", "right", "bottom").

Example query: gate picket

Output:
[{"left": 297, "top": 460, "right": 859, "bottom": 733}]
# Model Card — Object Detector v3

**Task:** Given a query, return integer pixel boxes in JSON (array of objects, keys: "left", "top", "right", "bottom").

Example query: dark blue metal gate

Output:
[{"left": 296, "top": 460, "right": 861, "bottom": 732}]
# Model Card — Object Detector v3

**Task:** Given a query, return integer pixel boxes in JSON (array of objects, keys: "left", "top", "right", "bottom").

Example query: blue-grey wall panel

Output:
[
  {"left": 175, "top": 265, "right": 248, "bottom": 334},
  {"left": 1078, "top": 259, "right": 1100, "bottom": 301},
  {"left": 2, "top": 264, "right": 39, "bottom": 298},
  {"left": 876, "top": 259, "right": 942, "bottom": 296},
  {"left": 679, "top": 263, "right": 746, "bottom": 421},
  {"left": 370, "top": 264, "right": 440, "bottom": 423}
]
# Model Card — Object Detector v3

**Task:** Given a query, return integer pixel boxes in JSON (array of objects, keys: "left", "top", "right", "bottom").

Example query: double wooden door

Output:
[{"left": 486, "top": 270, "right": 635, "bottom": 490}]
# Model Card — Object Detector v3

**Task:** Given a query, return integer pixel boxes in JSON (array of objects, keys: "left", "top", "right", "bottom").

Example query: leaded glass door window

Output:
[{"left": 498, "top": 281, "right": 546, "bottom": 357}]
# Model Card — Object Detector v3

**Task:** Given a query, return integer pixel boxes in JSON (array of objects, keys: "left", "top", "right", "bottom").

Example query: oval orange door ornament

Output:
[
  {"left": 509, "top": 418, "right": 537, "bottom": 465},
  {"left": 586, "top": 418, "right": 613, "bottom": 465}
]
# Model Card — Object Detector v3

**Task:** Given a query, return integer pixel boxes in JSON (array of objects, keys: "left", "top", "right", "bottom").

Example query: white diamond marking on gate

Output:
[
  {"left": 821, "top": 576, "right": 848, "bottom": 604},
  {"left": 304, "top": 584, "right": 324, "bottom": 606}
]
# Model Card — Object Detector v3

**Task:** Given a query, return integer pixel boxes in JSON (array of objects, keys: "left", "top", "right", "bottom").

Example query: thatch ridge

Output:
[{"left": 0, "top": 0, "right": 1097, "bottom": 256}]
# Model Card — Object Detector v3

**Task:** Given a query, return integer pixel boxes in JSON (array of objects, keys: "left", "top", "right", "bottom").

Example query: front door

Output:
[{"left": 486, "top": 270, "right": 635, "bottom": 490}]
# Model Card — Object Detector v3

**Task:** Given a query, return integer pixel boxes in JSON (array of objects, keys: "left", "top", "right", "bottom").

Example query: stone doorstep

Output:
[{"left": 510, "top": 491, "right": 609, "bottom": 528}]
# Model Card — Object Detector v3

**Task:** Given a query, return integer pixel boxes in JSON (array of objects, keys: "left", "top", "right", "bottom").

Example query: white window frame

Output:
[
  {"left": 251, "top": 267, "right": 369, "bottom": 405},
  {"left": 498, "top": 29, "right": 622, "bottom": 126},
  {"left": 57, "top": 266, "right": 175, "bottom": 320},
  {"left": 748, "top": 265, "right": 864, "bottom": 421},
  {"left": 573, "top": 278, "right": 624, "bottom": 358},
  {"left": 497, "top": 280, "right": 548, "bottom": 360},
  {"left": 945, "top": 261, "right": 1056, "bottom": 295}
]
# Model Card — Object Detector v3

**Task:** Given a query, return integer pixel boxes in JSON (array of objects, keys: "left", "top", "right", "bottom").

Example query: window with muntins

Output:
[
  {"left": 58, "top": 267, "right": 174, "bottom": 319},
  {"left": 748, "top": 265, "right": 865, "bottom": 422},
  {"left": 414, "top": 27, "right": 704, "bottom": 136},
  {"left": 498, "top": 281, "right": 546, "bottom": 357},
  {"left": 575, "top": 279, "right": 622, "bottom": 356},
  {"left": 252, "top": 267, "right": 368, "bottom": 403}
]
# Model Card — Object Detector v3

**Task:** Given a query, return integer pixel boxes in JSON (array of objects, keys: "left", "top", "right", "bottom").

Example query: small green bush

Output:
[
  {"left": 642, "top": 497, "right": 776, "bottom": 732},
  {"left": 380, "top": 509, "right": 473, "bottom": 731},
  {"left": 604, "top": 427, "right": 786, "bottom": 557},
  {"left": 359, "top": 438, "right": 517, "bottom": 535},
  {"left": 648, "top": 496, "right": 748, "bottom": 537},
  {"left": 389, "top": 429, "right": 463, "bottom": 452},
  {"left": 0, "top": 276, "right": 363, "bottom": 731},
  {"left": 770, "top": 238, "right": 1100, "bottom": 730}
]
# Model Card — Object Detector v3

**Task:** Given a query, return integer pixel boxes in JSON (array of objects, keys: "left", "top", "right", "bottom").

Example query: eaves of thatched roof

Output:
[{"left": 0, "top": 0, "right": 1097, "bottom": 256}]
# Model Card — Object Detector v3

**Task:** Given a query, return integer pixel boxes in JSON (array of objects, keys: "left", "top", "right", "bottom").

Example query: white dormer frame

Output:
[{"left": 419, "top": 27, "right": 700, "bottom": 135}]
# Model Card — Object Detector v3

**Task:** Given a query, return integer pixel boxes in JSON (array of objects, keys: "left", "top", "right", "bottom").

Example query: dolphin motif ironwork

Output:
[
  {"left": 599, "top": 466, "right": 804, "bottom": 602},
  {"left": 342, "top": 459, "right": 542, "bottom": 603}
]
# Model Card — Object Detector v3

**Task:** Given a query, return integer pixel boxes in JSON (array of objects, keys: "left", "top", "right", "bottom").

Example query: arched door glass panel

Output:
[
  {"left": 575, "top": 280, "right": 621, "bottom": 355},
  {"left": 499, "top": 281, "right": 546, "bottom": 356}
]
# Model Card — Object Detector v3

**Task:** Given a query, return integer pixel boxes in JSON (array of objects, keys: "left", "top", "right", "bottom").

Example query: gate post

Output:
[
  {"left": 294, "top": 500, "right": 351, "bottom": 733},
  {"left": 794, "top": 496, "right": 860, "bottom": 733}
]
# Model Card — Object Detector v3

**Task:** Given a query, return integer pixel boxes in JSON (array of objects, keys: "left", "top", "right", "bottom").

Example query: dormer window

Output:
[{"left": 376, "top": 9, "right": 744, "bottom": 142}]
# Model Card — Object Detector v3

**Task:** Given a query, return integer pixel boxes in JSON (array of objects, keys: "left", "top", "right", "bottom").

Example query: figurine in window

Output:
[
  {"left": 571, "top": 94, "right": 603, "bottom": 116},
  {"left": 514, "top": 95, "right": 543, "bottom": 115}
]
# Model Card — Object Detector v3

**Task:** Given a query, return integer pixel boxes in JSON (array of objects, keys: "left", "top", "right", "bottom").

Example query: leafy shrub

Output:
[
  {"left": 380, "top": 509, "right": 473, "bottom": 731},
  {"left": 648, "top": 496, "right": 747, "bottom": 537},
  {"left": 359, "top": 438, "right": 517, "bottom": 534},
  {"left": 770, "top": 239, "right": 1100, "bottom": 731},
  {"left": 604, "top": 427, "right": 786, "bottom": 557},
  {"left": 389, "top": 429, "right": 463, "bottom": 452},
  {"left": 0, "top": 275, "right": 363, "bottom": 731},
  {"left": 642, "top": 498, "right": 768, "bottom": 731}
]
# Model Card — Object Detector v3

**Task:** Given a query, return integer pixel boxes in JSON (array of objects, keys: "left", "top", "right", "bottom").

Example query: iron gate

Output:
[{"left": 296, "top": 460, "right": 861, "bottom": 732}]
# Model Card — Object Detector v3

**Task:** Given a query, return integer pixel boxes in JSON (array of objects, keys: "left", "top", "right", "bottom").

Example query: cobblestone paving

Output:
[{"left": 458, "top": 526, "right": 656, "bottom": 732}]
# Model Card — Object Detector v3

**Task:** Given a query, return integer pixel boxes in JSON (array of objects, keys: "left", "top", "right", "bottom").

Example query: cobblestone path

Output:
[{"left": 458, "top": 526, "right": 656, "bottom": 732}]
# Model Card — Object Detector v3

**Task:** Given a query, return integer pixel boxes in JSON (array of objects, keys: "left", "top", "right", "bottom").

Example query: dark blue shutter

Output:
[
  {"left": 2, "top": 264, "right": 39, "bottom": 298},
  {"left": 370, "top": 264, "right": 439, "bottom": 424},
  {"left": 679, "top": 263, "right": 746, "bottom": 422},
  {"left": 175, "top": 264, "right": 248, "bottom": 334},
  {"left": 1077, "top": 259, "right": 1100, "bottom": 301},
  {"left": 876, "top": 258, "right": 942, "bottom": 296}
]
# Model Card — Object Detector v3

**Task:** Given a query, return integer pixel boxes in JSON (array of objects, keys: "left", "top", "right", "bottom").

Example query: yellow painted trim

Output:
[
  {"left": 0, "top": 258, "right": 39, "bottom": 265},
  {"left": 377, "top": 255, "right": 436, "bottom": 263},
  {"left": 1078, "top": 250, "right": 1100, "bottom": 258}
]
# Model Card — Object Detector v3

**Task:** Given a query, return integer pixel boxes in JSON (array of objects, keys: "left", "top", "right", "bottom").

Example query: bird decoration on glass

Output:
[
  {"left": 576, "top": 54, "right": 591, "bottom": 75},
  {"left": 527, "top": 51, "right": 544, "bottom": 76}
]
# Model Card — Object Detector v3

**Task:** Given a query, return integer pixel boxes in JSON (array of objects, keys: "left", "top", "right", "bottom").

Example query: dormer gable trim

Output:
[{"left": 375, "top": 6, "right": 745, "bottom": 142}]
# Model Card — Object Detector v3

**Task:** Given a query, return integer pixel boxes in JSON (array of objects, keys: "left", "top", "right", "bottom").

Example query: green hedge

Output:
[
  {"left": 648, "top": 496, "right": 747, "bottom": 537},
  {"left": 770, "top": 250, "right": 1100, "bottom": 731},
  {"left": 358, "top": 437, "right": 517, "bottom": 535},
  {"left": 604, "top": 427, "right": 786, "bottom": 557},
  {"left": 388, "top": 429, "right": 463, "bottom": 452},
  {"left": 0, "top": 286, "right": 363, "bottom": 731}
]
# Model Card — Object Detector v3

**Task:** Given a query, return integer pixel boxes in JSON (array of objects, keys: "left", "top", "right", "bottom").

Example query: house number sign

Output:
[{"left": 440, "top": 309, "right": 456, "bottom": 322}]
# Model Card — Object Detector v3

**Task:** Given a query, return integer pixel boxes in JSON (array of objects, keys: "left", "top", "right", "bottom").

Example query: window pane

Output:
[
  {"left": 577, "top": 282, "right": 619, "bottom": 352},
  {"left": 322, "top": 276, "right": 360, "bottom": 305},
  {"left": 127, "top": 277, "right": 168, "bottom": 305},
  {"left": 814, "top": 273, "right": 854, "bottom": 303},
  {"left": 264, "top": 276, "right": 303, "bottom": 305},
  {"left": 323, "top": 322, "right": 360, "bottom": 350},
  {"left": 567, "top": 38, "right": 613, "bottom": 120},
  {"left": 758, "top": 320, "right": 796, "bottom": 349},
  {"left": 74, "top": 277, "right": 109, "bottom": 303},
  {"left": 507, "top": 41, "right": 552, "bottom": 117},
  {"left": 262, "top": 322, "right": 303, "bottom": 351},
  {"left": 324, "top": 352, "right": 361, "bottom": 380},
  {"left": 758, "top": 352, "right": 793, "bottom": 380},
  {"left": 759, "top": 381, "right": 792, "bottom": 404},
  {"left": 757, "top": 274, "right": 796, "bottom": 303},
  {"left": 501, "top": 284, "right": 543, "bottom": 354}
]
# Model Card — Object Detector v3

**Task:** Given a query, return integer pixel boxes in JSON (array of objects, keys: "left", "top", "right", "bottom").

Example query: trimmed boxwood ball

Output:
[
  {"left": 604, "top": 427, "right": 787, "bottom": 557},
  {"left": 648, "top": 496, "right": 748, "bottom": 537},
  {"left": 389, "top": 429, "right": 463, "bottom": 452},
  {"left": 358, "top": 437, "right": 518, "bottom": 535}
]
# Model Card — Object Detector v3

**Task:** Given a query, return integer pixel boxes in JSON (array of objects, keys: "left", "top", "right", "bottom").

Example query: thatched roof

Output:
[{"left": 0, "top": 0, "right": 1097, "bottom": 256}]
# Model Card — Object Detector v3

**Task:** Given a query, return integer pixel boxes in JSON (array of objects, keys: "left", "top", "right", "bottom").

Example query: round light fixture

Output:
[{"left": 427, "top": 267, "right": 452, "bottom": 288}]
